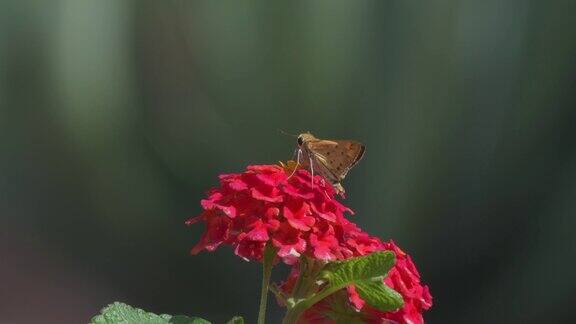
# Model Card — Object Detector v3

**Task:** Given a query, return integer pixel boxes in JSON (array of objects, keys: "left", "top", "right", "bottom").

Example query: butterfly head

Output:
[{"left": 297, "top": 132, "right": 317, "bottom": 147}]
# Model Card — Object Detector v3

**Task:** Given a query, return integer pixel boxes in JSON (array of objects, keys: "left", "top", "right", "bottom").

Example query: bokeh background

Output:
[{"left": 1, "top": 1, "right": 575, "bottom": 323}]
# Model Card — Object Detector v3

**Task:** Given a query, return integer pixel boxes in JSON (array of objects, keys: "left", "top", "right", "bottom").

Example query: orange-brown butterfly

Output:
[{"left": 293, "top": 132, "right": 365, "bottom": 195}]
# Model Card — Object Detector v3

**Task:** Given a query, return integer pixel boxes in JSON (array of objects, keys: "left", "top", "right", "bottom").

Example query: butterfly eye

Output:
[{"left": 297, "top": 136, "right": 303, "bottom": 146}]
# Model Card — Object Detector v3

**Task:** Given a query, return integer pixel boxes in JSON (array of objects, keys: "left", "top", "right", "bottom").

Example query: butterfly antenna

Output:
[{"left": 277, "top": 128, "right": 298, "bottom": 138}]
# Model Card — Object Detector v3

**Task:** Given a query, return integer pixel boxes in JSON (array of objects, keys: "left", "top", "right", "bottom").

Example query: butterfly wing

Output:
[{"left": 305, "top": 139, "right": 365, "bottom": 182}]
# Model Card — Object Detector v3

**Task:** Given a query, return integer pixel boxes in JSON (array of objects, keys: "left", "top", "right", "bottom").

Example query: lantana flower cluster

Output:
[
  {"left": 187, "top": 164, "right": 432, "bottom": 323},
  {"left": 187, "top": 164, "right": 383, "bottom": 265},
  {"left": 285, "top": 240, "right": 433, "bottom": 324}
]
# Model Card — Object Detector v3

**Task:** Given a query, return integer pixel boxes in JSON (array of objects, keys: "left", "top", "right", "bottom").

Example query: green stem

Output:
[
  {"left": 281, "top": 308, "right": 302, "bottom": 324},
  {"left": 282, "top": 258, "right": 329, "bottom": 324},
  {"left": 258, "top": 245, "right": 276, "bottom": 324},
  {"left": 291, "top": 257, "right": 309, "bottom": 299},
  {"left": 282, "top": 285, "right": 341, "bottom": 324}
]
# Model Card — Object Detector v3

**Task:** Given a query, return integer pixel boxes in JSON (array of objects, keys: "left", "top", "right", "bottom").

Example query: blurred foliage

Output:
[
  {"left": 90, "top": 302, "right": 211, "bottom": 324},
  {"left": 1, "top": 1, "right": 575, "bottom": 323}
]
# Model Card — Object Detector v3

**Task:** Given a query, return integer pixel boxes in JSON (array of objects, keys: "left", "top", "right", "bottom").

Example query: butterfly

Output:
[{"left": 293, "top": 132, "right": 365, "bottom": 195}]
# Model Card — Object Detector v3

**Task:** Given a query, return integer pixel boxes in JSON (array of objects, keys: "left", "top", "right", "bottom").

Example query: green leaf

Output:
[
  {"left": 322, "top": 251, "right": 396, "bottom": 288},
  {"left": 318, "top": 251, "right": 403, "bottom": 312},
  {"left": 90, "top": 302, "right": 211, "bottom": 324},
  {"left": 90, "top": 302, "right": 171, "bottom": 324},
  {"left": 355, "top": 281, "right": 404, "bottom": 312},
  {"left": 226, "top": 316, "right": 245, "bottom": 324}
]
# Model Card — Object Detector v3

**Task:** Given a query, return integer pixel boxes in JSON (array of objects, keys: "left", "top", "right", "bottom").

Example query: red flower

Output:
[
  {"left": 187, "top": 164, "right": 381, "bottom": 264},
  {"left": 188, "top": 164, "right": 432, "bottom": 323},
  {"left": 284, "top": 240, "right": 432, "bottom": 324},
  {"left": 364, "top": 240, "right": 433, "bottom": 324}
]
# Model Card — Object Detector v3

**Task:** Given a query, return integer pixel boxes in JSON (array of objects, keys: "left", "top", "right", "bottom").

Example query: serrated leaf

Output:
[
  {"left": 322, "top": 251, "right": 396, "bottom": 288},
  {"left": 225, "top": 316, "right": 244, "bottom": 324},
  {"left": 90, "top": 302, "right": 211, "bottom": 324},
  {"left": 355, "top": 281, "right": 404, "bottom": 312},
  {"left": 90, "top": 302, "right": 171, "bottom": 324},
  {"left": 317, "top": 251, "right": 403, "bottom": 313}
]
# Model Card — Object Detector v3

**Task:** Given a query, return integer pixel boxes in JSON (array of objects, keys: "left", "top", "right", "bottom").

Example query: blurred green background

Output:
[{"left": 1, "top": 1, "right": 575, "bottom": 323}]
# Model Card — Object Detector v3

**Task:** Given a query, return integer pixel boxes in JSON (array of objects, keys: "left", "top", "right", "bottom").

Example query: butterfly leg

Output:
[
  {"left": 287, "top": 148, "right": 302, "bottom": 179},
  {"left": 309, "top": 155, "right": 315, "bottom": 189}
]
